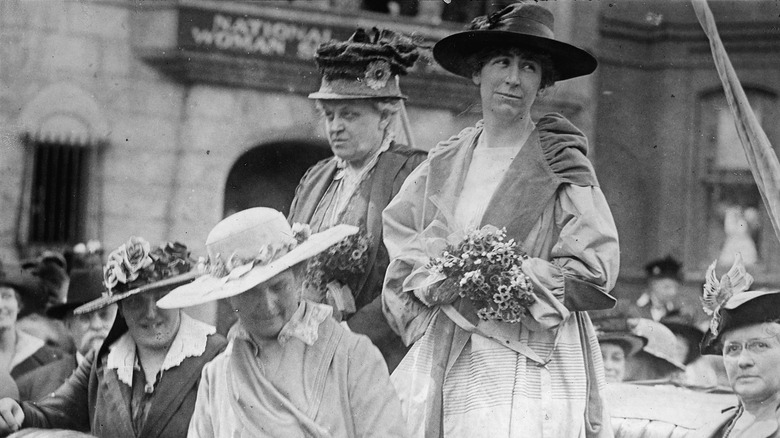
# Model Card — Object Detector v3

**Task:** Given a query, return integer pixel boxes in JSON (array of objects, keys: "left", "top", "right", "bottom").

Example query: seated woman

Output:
[
  {"left": 157, "top": 207, "right": 407, "bottom": 438},
  {"left": 0, "top": 238, "right": 227, "bottom": 438},
  {"left": 0, "top": 272, "right": 62, "bottom": 382},
  {"left": 696, "top": 257, "right": 780, "bottom": 437},
  {"left": 591, "top": 313, "right": 646, "bottom": 384}
]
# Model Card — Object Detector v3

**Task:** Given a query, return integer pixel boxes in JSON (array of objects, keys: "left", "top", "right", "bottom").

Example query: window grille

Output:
[{"left": 27, "top": 140, "right": 90, "bottom": 244}]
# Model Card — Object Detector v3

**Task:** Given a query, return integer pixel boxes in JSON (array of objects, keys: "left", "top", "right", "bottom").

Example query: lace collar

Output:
[
  {"left": 230, "top": 300, "right": 332, "bottom": 352},
  {"left": 106, "top": 313, "right": 216, "bottom": 388}
]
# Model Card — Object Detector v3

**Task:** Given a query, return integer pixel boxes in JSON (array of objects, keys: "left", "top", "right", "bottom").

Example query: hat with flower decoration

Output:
[
  {"left": 73, "top": 237, "right": 198, "bottom": 314},
  {"left": 699, "top": 254, "right": 780, "bottom": 355},
  {"left": 432, "top": 1, "right": 597, "bottom": 81},
  {"left": 308, "top": 27, "right": 419, "bottom": 100},
  {"left": 157, "top": 207, "right": 358, "bottom": 309}
]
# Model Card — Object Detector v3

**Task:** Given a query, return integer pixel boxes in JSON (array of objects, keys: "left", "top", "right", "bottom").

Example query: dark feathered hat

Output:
[{"left": 309, "top": 27, "right": 419, "bottom": 100}]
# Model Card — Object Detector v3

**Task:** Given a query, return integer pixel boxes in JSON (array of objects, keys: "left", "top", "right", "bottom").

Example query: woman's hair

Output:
[{"left": 467, "top": 46, "right": 557, "bottom": 91}]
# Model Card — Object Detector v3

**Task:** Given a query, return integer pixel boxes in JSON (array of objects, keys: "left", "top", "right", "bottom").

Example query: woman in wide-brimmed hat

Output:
[
  {"left": 382, "top": 2, "right": 619, "bottom": 437},
  {"left": 156, "top": 207, "right": 408, "bottom": 437},
  {"left": 0, "top": 237, "right": 227, "bottom": 438}
]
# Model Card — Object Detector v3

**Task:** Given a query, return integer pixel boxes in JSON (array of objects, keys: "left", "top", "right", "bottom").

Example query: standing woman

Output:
[{"left": 382, "top": 2, "right": 619, "bottom": 437}]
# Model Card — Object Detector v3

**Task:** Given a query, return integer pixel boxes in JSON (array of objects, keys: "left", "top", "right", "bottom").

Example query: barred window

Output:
[{"left": 27, "top": 140, "right": 90, "bottom": 244}]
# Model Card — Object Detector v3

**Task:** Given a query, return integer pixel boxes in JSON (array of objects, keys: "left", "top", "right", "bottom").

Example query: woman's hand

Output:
[{"left": 415, "top": 277, "right": 461, "bottom": 307}]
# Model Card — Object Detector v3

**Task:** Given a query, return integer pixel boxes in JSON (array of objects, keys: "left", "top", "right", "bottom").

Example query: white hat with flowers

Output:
[
  {"left": 73, "top": 237, "right": 198, "bottom": 315},
  {"left": 156, "top": 207, "right": 357, "bottom": 309}
]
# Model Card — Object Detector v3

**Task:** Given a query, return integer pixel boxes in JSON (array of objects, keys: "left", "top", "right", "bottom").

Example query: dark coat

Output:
[
  {"left": 19, "top": 333, "right": 227, "bottom": 438},
  {"left": 17, "top": 354, "right": 77, "bottom": 401},
  {"left": 288, "top": 142, "right": 427, "bottom": 372},
  {"left": 11, "top": 345, "right": 63, "bottom": 380}
]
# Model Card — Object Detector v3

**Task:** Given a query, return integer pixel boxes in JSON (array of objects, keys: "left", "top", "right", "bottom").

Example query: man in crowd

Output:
[
  {"left": 16, "top": 268, "right": 117, "bottom": 401},
  {"left": 157, "top": 207, "right": 407, "bottom": 437},
  {"left": 635, "top": 255, "right": 685, "bottom": 321},
  {"left": 288, "top": 27, "right": 427, "bottom": 371}
]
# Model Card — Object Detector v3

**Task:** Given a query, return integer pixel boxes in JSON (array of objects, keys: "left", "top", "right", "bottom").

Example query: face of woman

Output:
[
  {"left": 0, "top": 287, "right": 19, "bottom": 330},
  {"left": 121, "top": 289, "right": 181, "bottom": 352},
  {"left": 228, "top": 269, "right": 302, "bottom": 341},
  {"left": 472, "top": 52, "right": 542, "bottom": 125},
  {"left": 600, "top": 342, "right": 627, "bottom": 383},
  {"left": 722, "top": 322, "right": 780, "bottom": 406},
  {"left": 320, "top": 100, "right": 385, "bottom": 168}
]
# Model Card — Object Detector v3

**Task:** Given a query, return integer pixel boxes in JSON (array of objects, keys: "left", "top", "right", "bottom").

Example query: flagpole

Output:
[{"left": 692, "top": 0, "right": 780, "bottom": 242}]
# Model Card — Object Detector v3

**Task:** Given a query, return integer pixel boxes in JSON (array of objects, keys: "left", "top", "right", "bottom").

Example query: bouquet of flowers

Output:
[
  {"left": 303, "top": 230, "right": 371, "bottom": 314},
  {"left": 426, "top": 226, "right": 535, "bottom": 323}
]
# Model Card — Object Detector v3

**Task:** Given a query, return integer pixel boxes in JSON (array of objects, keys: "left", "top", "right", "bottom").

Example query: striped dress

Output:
[{"left": 382, "top": 115, "right": 619, "bottom": 437}]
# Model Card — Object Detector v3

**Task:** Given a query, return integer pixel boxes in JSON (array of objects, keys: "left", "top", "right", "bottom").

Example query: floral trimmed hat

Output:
[
  {"left": 157, "top": 207, "right": 358, "bottom": 309},
  {"left": 73, "top": 237, "right": 197, "bottom": 315},
  {"left": 308, "top": 27, "right": 419, "bottom": 100}
]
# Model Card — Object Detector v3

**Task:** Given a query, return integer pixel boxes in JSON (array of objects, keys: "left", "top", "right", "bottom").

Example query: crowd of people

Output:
[{"left": 0, "top": 2, "right": 778, "bottom": 437}]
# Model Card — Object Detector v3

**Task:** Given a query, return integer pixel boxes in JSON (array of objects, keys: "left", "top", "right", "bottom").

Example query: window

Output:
[
  {"left": 25, "top": 138, "right": 90, "bottom": 245},
  {"left": 695, "top": 88, "right": 780, "bottom": 276}
]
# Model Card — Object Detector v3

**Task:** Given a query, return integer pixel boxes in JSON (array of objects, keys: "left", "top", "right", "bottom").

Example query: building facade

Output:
[{"left": 1, "top": 0, "right": 778, "bottom": 325}]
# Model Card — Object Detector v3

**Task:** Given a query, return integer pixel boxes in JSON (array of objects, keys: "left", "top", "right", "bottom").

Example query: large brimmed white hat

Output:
[{"left": 157, "top": 208, "right": 358, "bottom": 309}]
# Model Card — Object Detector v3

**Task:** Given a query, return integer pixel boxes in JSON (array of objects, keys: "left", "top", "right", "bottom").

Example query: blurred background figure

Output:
[
  {"left": 635, "top": 255, "right": 684, "bottom": 322},
  {"left": 0, "top": 271, "right": 63, "bottom": 383},
  {"left": 625, "top": 318, "right": 687, "bottom": 382},
  {"left": 661, "top": 309, "right": 720, "bottom": 388},
  {"left": 592, "top": 313, "right": 647, "bottom": 384},
  {"left": 14, "top": 251, "right": 75, "bottom": 354},
  {"left": 16, "top": 268, "right": 116, "bottom": 401}
]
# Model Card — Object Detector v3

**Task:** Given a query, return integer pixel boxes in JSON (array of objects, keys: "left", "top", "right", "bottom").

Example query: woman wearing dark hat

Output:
[
  {"left": 592, "top": 315, "right": 647, "bottom": 384},
  {"left": 0, "top": 237, "right": 227, "bottom": 438},
  {"left": 382, "top": 2, "right": 619, "bottom": 436},
  {"left": 289, "top": 28, "right": 427, "bottom": 371},
  {"left": 695, "top": 257, "right": 780, "bottom": 437},
  {"left": 0, "top": 272, "right": 63, "bottom": 382}
]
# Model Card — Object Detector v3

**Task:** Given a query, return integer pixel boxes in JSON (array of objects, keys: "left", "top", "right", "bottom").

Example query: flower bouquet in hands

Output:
[
  {"left": 303, "top": 228, "right": 371, "bottom": 315},
  {"left": 425, "top": 226, "right": 535, "bottom": 323}
]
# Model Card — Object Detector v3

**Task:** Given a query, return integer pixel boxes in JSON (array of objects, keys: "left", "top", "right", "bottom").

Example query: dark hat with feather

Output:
[
  {"left": 309, "top": 27, "right": 419, "bottom": 100},
  {"left": 699, "top": 254, "right": 780, "bottom": 355}
]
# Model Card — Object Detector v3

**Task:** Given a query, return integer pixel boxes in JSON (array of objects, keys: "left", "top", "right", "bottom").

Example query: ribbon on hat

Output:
[{"left": 201, "top": 224, "right": 312, "bottom": 283}]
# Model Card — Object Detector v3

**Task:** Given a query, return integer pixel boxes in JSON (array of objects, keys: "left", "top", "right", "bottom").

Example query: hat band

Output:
[
  {"left": 202, "top": 223, "right": 311, "bottom": 281},
  {"left": 309, "top": 75, "right": 404, "bottom": 100},
  {"left": 492, "top": 17, "right": 555, "bottom": 40}
]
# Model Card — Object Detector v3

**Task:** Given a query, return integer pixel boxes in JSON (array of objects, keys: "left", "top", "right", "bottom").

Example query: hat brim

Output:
[
  {"left": 599, "top": 333, "right": 647, "bottom": 357},
  {"left": 701, "top": 289, "right": 780, "bottom": 355},
  {"left": 157, "top": 224, "right": 359, "bottom": 309},
  {"left": 433, "top": 31, "right": 597, "bottom": 81},
  {"left": 307, "top": 92, "right": 407, "bottom": 100},
  {"left": 46, "top": 303, "right": 79, "bottom": 319},
  {"left": 73, "top": 270, "right": 199, "bottom": 315}
]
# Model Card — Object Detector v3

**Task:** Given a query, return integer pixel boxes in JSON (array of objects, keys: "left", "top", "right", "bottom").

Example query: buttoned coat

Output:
[{"left": 17, "top": 355, "right": 77, "bottom": 401}]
